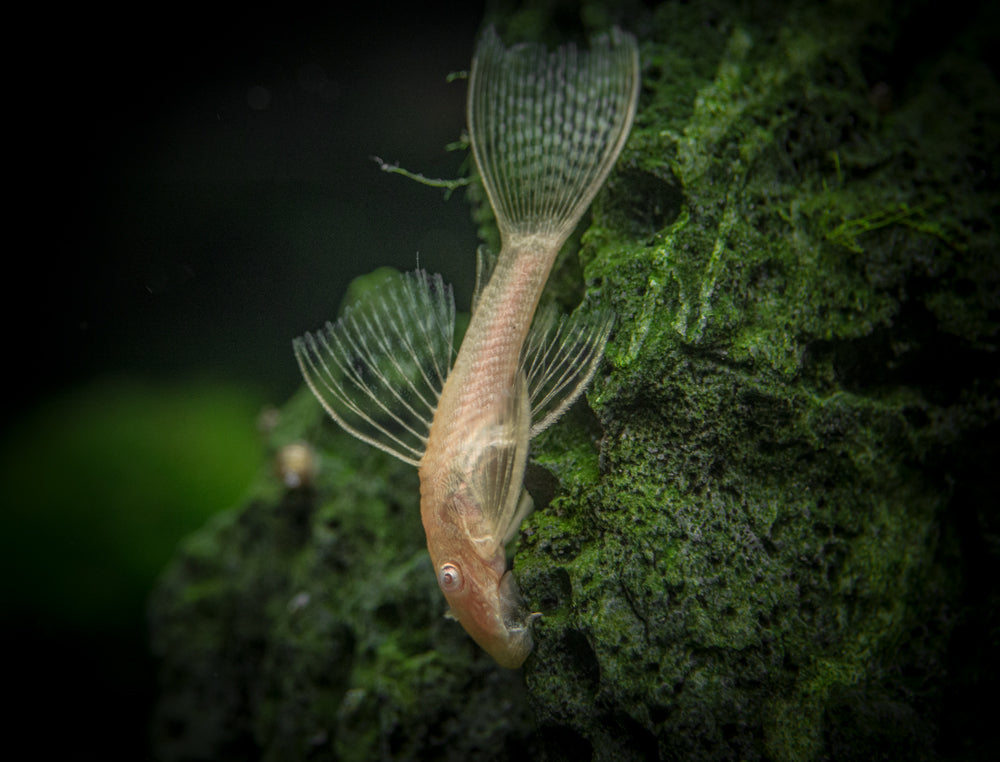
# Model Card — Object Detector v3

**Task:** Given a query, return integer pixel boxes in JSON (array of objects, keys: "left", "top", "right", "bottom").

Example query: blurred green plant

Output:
[{"left": 0, "top": 377, "right": 263, "bottom": 630}]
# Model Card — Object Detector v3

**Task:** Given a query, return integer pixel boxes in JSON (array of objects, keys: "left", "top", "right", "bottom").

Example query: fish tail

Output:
[{"left": 467, "top": 27, "right": 640, "bottom": 246}]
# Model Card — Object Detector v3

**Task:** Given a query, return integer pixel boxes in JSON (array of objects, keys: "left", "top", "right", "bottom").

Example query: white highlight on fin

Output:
[
  {"left": 293, "top": 270, "right": 455, "bottom": 466},
  {"left": 468, "top": 27, "right": 640, "bottom": 241}
]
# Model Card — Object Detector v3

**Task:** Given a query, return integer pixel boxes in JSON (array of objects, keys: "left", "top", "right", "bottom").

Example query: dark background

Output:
[
  {"left": 4, "top": 3, "right": 485, "bottom": 759},
  {"left": 25, "top": 3, "right": 486, "bottom": 406}
]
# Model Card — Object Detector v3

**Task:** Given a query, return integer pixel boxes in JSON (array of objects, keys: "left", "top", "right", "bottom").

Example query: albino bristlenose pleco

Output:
[{"left": 294, "top": 27, "right": 639, "bottom": 668}]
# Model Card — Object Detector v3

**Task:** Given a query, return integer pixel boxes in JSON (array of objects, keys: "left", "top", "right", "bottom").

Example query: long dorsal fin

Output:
[
  {"left": 293, "top": 269, "right": 455, "bottom": 466},
  {"left": 468, "top": 27, "right": 640, "bottom": 242},
  {"left": 521, "top": 305, "right": 614, "bottom": 437}
]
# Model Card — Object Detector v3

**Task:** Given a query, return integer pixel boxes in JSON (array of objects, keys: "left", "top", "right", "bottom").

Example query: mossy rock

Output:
[{"left": 150, "top": 1, "right": 999, "bottom": 760}]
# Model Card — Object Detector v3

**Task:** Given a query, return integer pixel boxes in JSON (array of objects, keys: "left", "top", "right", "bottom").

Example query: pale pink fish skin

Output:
[
  {"left": 295, "top": 29, "right": 640, "bottom": 669},
  {"left": 417, "top": 26, "right": 639, "bottom": 667},
  {"left": 419, "top": 237, "right": 556, "bottom": 667}
]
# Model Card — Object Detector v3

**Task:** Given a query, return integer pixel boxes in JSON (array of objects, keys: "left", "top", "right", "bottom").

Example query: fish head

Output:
[{"left": 435, "top": 551, "right": 537, "bottom": 668}]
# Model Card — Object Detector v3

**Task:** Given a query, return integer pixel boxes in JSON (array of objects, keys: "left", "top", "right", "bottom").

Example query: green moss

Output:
[
  {"left": 150, "top": 386, "right": 538, "bottom": 760},
  {"left": 517, "top": 1, "right": 996, "bottom": 759},
  {"left": 150, "top": 1, "right": 998, "bottom": 760}
]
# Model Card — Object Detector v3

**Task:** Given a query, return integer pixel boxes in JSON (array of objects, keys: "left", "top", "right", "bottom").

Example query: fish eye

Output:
[{"left": 437, "top": 563, "right": 463, "bottom": 593}]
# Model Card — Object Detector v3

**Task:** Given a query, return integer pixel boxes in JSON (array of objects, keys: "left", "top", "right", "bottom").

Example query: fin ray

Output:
[
  {"left": 501, "top": 490, "right": 534, "bottom": 547},
  {"left": 522, "top": 306, "right": 614, "bottom": 437},
  {"left": 472, "top": 245, "right": 498, "bottom": 314},
  {"left": 468, "top": 27, "right": 640, "bottom": 241},
  {"left": 464, "top": 373, "right": 532, "bottom": 556},
  {"left": 293, "top": 269, "right": 455, "bottom": 466}
]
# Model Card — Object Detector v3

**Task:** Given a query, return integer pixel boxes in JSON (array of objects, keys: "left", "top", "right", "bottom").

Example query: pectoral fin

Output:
[
  {"left": 501, "top": 490, "right": 534, "bottom": 547},
  {"left": 293, "top": 269, "right": 455, "bottom": 466},
  {"left": 521, "top": 305, "right": 614, "bottom": 437},
  {"left": 465, "top": 373, "right": 532, "bottom": 555}
]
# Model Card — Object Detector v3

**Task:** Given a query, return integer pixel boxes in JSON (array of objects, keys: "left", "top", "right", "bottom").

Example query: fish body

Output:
[
  {"left": 419, "top": 245, "right": 546, "bottom": 666},
  {"left": 294, "top": 28, "right": 639, "bottom": 667}
]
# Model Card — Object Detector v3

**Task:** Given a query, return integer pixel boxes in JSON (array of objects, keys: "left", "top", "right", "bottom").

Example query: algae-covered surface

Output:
[{"left": 150, "top": 1, "right": 999, "bottom": 759}]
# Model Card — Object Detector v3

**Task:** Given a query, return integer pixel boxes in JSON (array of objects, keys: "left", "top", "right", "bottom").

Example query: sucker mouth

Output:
[{"left": 498, "top": 570, "right": 537, "bottom": 630}]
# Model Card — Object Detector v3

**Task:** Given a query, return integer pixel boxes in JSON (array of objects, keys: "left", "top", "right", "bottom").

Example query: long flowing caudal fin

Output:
[
  {"left": 468, "top": 27, "right": 640, "bottom": 244},
  {"left": 293, "top": 269, "right": 455, "bottom": 467}
]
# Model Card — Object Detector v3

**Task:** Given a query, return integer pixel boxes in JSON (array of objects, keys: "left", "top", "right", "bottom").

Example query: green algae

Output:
[
  {"left": 151, "top": 387, "right": 538, "bottom": 760},
  {"left": 150, "top": 1, "right": 998, "bottom": 760},
  {"left": 517, "top": 1, "right": 996, "bottom": 759}
]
